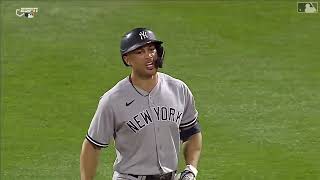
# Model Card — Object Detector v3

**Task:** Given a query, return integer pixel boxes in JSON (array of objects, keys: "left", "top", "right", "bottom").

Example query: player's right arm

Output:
[
  {"left": 80, "top": 139, "right": 102, "bottom": 180},
  {"left": 80, "top": 93, "right": 114, "bottom": 179}
]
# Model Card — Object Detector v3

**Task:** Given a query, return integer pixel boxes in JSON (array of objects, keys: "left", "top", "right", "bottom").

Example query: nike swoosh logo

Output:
[{"left": 126, "top": 100, "right": 135, "bottom": 106}]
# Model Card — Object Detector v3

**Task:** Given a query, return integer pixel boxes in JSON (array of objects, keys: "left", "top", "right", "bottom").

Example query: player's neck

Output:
[{"left": 130, "top": 72, "right": 158, "bottom": 93}]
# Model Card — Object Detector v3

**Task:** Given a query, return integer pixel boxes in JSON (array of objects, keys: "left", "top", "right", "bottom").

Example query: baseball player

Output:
[{"left": 80, "top": 27, "right": 202, "bottom": 180}]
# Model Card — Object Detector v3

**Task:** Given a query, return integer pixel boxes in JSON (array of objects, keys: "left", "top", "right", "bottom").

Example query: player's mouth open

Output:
[{"left": 146, "top": 62, "right": 154, "bottom": 69}]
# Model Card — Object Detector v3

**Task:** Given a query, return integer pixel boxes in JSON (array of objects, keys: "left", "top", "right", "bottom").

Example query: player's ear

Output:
[{"left": 123, "top": 55, "right": 131, "bottom": 66}]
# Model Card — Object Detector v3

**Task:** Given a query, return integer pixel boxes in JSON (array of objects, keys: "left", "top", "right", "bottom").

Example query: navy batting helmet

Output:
[{"left": 120, "top": 27, "right": 165, "bottom": 68}]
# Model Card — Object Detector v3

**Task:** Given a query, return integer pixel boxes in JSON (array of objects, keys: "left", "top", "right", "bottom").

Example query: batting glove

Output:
[{"left": 178, "top": 165, "right": 198, "bottom": 180}]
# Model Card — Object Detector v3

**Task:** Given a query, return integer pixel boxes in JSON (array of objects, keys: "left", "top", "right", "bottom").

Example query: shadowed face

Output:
[{"left": 124, "top": 43, "right": 157, "bottom": 79}]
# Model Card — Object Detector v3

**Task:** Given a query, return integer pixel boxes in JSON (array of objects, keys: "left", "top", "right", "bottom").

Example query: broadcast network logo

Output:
[
  {"left": 297, "top": 2, "right": 318, "bottom": 13},
  {"left": 16, "top": 8, "right": 38, "bottom": 18}
]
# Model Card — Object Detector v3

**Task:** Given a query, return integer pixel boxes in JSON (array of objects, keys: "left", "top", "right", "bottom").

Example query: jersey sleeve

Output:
[
  {"left": 86, "top": 95, "right": 115, "bottom": 148},
  {"left": 179, "top": 83, "right": 199, "bottom": 130}
]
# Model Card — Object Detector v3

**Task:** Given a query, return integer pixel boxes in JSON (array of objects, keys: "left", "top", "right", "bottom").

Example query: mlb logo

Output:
[
  {"left": 297, "top": 2, "right": 318, "bottom": 13},
  {"left": 24, "top": 12, "right": 35, "bottom": 18}
]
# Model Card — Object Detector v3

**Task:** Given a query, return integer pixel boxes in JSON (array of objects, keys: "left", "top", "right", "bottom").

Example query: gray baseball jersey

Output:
[{"left": 86, "top": 72, "right": 199, "bottom": 175}]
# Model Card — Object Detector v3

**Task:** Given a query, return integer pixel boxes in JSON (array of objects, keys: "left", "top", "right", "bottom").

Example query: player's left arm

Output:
[
  {"left": 182, "top": 131, "right": 202, "bottom": 168},
  {"left": 178, "top": 82, "right": 202, "bottom": 179},
  {"left": 178, "top": 125, "right": 202, "bottom": 180}
]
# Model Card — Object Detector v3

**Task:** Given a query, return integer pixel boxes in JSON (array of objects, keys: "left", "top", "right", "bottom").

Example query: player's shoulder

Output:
[{"left": 99, "top": 76, "right": 131, "bottom": 102}]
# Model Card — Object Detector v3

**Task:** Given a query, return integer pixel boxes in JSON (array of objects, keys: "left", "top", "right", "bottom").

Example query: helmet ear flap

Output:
[{"left": 155, "top": 45, "right": 165, "bottom": 68}]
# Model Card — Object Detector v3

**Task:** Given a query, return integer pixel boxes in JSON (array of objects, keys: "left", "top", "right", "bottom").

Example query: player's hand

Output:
[
  {"left": 179, "top": 170, "right": 196, "bottom": 180},
  {"left": 175, "top": 165, "right": 198, "bottom": 180}
]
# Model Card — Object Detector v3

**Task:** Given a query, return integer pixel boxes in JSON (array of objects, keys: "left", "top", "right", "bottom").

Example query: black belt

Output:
[{"left": 128, "top": 171, "right": 174, "bottom": 180}]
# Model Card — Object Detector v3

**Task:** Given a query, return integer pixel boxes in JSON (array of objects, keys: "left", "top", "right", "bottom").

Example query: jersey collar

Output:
[{"left": 128, "top": 73, "right": 162, "bottom": 97}]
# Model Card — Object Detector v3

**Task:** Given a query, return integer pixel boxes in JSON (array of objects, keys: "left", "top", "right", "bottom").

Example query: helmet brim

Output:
[{"left": 121, "top": 40, "right": 163, "bottom": 55}]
